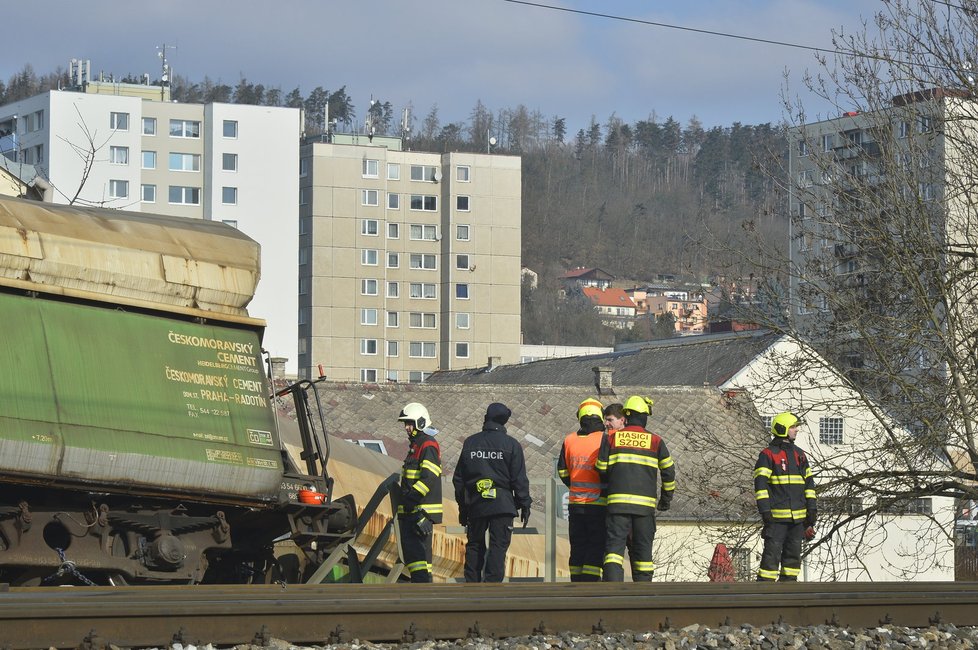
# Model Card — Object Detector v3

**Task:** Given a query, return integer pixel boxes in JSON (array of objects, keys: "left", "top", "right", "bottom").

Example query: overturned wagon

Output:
[{"left": 0, "top": 196, "right": 361, "bottom": 585}]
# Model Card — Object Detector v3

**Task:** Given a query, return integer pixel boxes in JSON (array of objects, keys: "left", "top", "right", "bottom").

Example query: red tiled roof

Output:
[{"left": 582, "top": 286, "right": 636, "bottom": 308}]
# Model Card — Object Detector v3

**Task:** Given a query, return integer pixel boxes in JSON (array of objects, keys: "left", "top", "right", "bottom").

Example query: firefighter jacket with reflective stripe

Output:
[
  {"left": 754, "top": 438, "right": 816, "bottom": 522},
  {"left": 452, "top": 421, "right": 531, "bottom": 520},
  {"left": 595, "top": 425, "right": 676, "bottom": 514},
  {"left": 399, "top": 432, "right": 443, "bottom": 523},
  {"left": 557, "top": 428, "right": 607, "bottom": 509}
]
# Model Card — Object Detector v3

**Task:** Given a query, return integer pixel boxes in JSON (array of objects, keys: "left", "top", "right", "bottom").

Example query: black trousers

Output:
[
  {"left": 568, "top": 509, "right": 606, "bottom": 581},
  {"left": 758, "top": 521, "right": 804, "bottom": 581},
  {"left": 603, "top": 511, "right": 656, "bottom": 582},
  {"left": 464, "top": 514, "right": 513, "bottom": 582},
  {"left": 399, "top": 516, "right": 432, "bottom": 583}
]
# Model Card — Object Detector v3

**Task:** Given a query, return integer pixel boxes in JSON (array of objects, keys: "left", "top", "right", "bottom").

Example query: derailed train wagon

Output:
[{"left": 0, "top": 196, "right": 363, "bottom": 585}]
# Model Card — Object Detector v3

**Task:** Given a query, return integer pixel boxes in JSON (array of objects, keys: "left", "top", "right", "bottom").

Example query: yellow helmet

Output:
[
  {"left": 623, "top": 395, "right": 654, "bottom": 415},
  {"left": 577, "top": 397, "right": 604, "bottom": 421},
  {"left": 771, "top": 412, "right": 802, "bottom": 437}
]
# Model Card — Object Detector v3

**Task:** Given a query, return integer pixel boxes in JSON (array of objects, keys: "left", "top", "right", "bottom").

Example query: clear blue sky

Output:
[{"left": 3, "top": 0, "right": 877, "bottom": 135}]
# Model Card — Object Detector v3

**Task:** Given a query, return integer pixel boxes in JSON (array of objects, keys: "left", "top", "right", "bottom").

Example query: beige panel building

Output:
[{"left": 298, "top": 135, "right": 522, "bottom": 382}]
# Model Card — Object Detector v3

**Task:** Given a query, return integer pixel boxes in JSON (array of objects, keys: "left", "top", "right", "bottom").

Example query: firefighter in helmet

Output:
[
  {"left": 595, "top": 395, "right": 676, "bottom": 581},
  {"left": 557, "top": 397, "right": 608, "bottom": 581},
  {"left": 396, "top": 402, "right": 443, "bottom": 582},
  {"left": 753, "top": 411, "right": 817, "bottom": 581}
]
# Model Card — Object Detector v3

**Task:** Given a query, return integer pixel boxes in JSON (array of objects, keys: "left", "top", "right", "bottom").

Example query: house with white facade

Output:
[{"left": 0, "top": 88, "right": 300, "bottom": 373}]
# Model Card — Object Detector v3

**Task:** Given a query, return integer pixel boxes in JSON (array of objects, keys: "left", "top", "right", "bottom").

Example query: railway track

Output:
[{"left": 2, "top": 582, "right": 977, "bottom": 649}]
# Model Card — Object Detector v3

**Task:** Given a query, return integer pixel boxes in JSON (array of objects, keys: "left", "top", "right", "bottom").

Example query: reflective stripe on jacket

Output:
[
  {"left": 754, "top": 438, "right": 816, "bottom": 522},
  {"left": 399, "top": 434, "right": 443, "bottom": 522},
  {"left": 595, "top": 425, "right": 676, "bottom": 515}
]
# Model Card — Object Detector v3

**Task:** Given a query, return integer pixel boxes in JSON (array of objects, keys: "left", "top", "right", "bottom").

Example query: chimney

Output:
[
  {"left": 269, "top": 357, "right": 288, "bottom": 380},
  {"left": 486, "top": 356, "right": 501, "bottom": 372},
  {"left": 592, "top": 366, "right": 615, "bottom": 395}
]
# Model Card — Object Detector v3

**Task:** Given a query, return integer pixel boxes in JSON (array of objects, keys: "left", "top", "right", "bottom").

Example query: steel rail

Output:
[{"left": 2, "top": 582, "right": 977, "bottom": 649}]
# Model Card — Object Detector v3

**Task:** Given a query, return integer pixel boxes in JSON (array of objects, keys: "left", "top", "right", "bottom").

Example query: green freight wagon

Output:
[{"left": 0, "top": 196, "right": 356, "bottom": 585}]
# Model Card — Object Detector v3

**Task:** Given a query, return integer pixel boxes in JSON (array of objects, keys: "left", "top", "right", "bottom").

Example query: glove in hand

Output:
[
  {"left": 805, "top": 526, "right": 816, "bottom": 541},
  {"left": 658, "top": 494, "right": 672, "bottom": 512},
  {"left": 519, "top": 506, "right": 530, "bottom": 528},
  {"left": 415, "top": 514, "right": 433, "bottom": 538},
  {"left": 458, "top": 511, "right": 468, "bottom": 527}
]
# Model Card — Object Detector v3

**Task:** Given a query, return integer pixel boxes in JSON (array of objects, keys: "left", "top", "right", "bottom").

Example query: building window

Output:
[
  {"left": 299, "top": 158, "right": 309, "bottom": 177},
  {"left": 108, "top": 179, "right": 129, "bottom": 199},
  {"left": 361, "top": 280, "right": 378, "bottom": 296},
  {"left": 821, "top": 133, "right": 833, "bottom": 152},
  {"left": 360, "top": 368, "right": 378, "bottom": 383},
  {"left": 222, "top": 186, "right": 237, "bottom": 205},
  {"left": 361, "top": 249, "right": 379, "bottom": 266},
  {"left": 410, "top": 224, "right": 437, "bottom": 240},
  {"left": 387, "top": 252, "right": 399, "bottom": 268},
  {"left": 361, "top": 219, "right": 379, "bottom": 236},
  {"left": 109, "top": 146, "right": 129, "bottom": 165},
  {"left": 360, "top": 339, "right": 378, "bottom": 355},
  {"left": 456, "top": 224, "right": 470, "bottom": 241},
  {"left": 299, "top": 187, "right": 309, "bottom": 205},
  {"left": 222, "top": 153, "right": 238, "bottom": 171},
  {"left": 362, "top": 159, "right": 379, "bottom": 178},
  {"left": 457, "top": 165, "right": 470, "bottom": 182},
  {"left": 387, "top": 223, "right": 399, "bottom": 239},
  {"left": 362, "top": 189, "right": 379, "bottom": 206},
  {"left": 387, "top": 340, "right": 399, "bottom": 357},
  {"left": 881, "top": 497, "right": 933, "bottom": 516},
  {"left": 387, "top": 311, "right": 399, "bottom": 328},
  {"left": 170, "top": 119, "right": 201, "bottom": 138},
  {"left": 820, "top": 496, "right": 864, "bottom": 515},
  {"left": 169, "top": 152, "right": 201, "bottom": 172},
  {"left": 141, "top": 184, "right": 156, "bottom": 203},
  {"left": 298, "top": 277, "right": 309, "bottom": 295},
  {"left": 898, "top": 121, "right": 910, "bottom": 139},
  {"left": 110, "top": 112, "right": 129, "bottom": 131},
  {"left": 298, "top": 306, "right": 309, "bottom": 325},
  {"left": 456, "top": 254, "right": 470, "bottom": 270},
  {"left": 410, "top": 254, "right": 436, "bottom": 270},
  {"left": 456, "top": 342, "right": 469, "bottom": 358},
  {"left": 388, "top": 193, "right": 399, "bottom": 210},
  {"left": 797, "top": 140, "right": 808, "bottom": 157},
  {"left": 141, "top": 150, "right": 156, "bottom": 169},
  {"left": 386, "top": 281, "right": 399, "bottom": 298},
  {"left": 409, "top": 312, "right": 436, "bottom": 328},
  {"left": 142, "top": 117, "right": 156, "bottom": 135},
  {"left": 457, "top": 195, "right": 470, "bottom": 211},
  {"left": 410, "top": 164, "right": 438, "bottom": 182},
  {"left": 222, "top": 219, "right": 238, "bottom": 229},
  {"left": 819, "top": 417, "right": 844, "bottom": 445},
  {"left": 355, "top": 439, "right": 388, "bottom": 454},
  {"left": 361, "top": 308, "right": 378, "bottom": 325},
  {"left": 387, "top": 163, "right": 400, "bottom": 180},
  {"left": 917, "top": 116, "right": 933, "bottom": 133},
  {"left": 299, "top": 216, "right": 311, "bottom": 235},
  {"left": 409, "top": 371, "right": 428, "bottom": 383},
  {"left": 168, "top": 186, "right": 200, "bottom": 205},
  {"left": 410, "top": 282, "right": 436, "bottom": 299},
  {"left": 410, "top": 194, "right": 437, "bottom": 211},
  {"left": 456, "top": 283, "right": 469, "bottom": 299},
  {"left": 223, "top": 120, "right": 238, "bottom": 138},
  {"left": 456, "top": 313, "right": 470, "bottom": 329},
  {"left": 409, "top": 341, "right": 437, "bottom": 358},
  {"left": 299, "top": 248, "right": 309, "bottom": 265}
]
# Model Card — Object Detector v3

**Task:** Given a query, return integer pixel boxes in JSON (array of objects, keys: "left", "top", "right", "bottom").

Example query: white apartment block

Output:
[
  {"left": 0, "top": 90, "right": 300, "bottom": 372},
  {"left": 298, "top": 135, "right": 522, "bottom": 383}
]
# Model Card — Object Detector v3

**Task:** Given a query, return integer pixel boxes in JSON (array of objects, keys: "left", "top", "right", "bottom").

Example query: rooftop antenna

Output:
[
  {"left": 401, "top": 105, "right": 412, "bottom": 149},
  {"left": 157, "top": 43, "right": 175, "bottom": 102},
  {"left": 366, "top": 97, "right": 376, "bottom": 142}
]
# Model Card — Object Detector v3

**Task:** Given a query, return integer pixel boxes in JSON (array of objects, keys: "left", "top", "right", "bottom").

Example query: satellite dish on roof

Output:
[{"left": 433, "top": 169, "right": 442, "bottom": 182}]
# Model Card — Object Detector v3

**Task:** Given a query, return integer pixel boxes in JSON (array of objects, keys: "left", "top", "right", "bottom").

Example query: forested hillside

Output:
[{"left": 3, "top": 65, "right": 788, "bottom": 343}]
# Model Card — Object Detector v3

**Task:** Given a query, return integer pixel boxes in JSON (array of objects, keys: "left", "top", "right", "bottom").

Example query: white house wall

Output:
[{"left": 721, "top": 336, "right": 955, "bottom": 581}]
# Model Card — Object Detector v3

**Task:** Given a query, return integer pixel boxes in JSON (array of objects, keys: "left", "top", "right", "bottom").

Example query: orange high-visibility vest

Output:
[{"left": 563, "top": 431, "right": 606, "bottom": 506}]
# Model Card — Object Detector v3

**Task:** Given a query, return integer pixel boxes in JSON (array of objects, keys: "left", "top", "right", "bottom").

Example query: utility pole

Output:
[{"left": 157, "top": 43, "right": 175, "bottom": 102}]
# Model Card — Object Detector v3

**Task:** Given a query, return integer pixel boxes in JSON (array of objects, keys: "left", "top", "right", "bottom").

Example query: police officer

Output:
[
  {"left": 596, "top": 395, "right": 676, "bottom": 581},
  {"left": 557, "top": 397, "right": 607, "bottom": 581},
  {"left": 453, "top": 402, "right": 531, "bottom": 582},
  {"left": 754, "top": 412, "right": 817, "bottom": 581},
  {"left": 396, "top": 402, "right": 443, "bottom": 583}
]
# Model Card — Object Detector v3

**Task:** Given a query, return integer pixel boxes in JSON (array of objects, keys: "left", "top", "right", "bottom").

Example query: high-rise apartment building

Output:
[
  {"left": 298, "top": 135, "right": 522, "bottom": 382},
  {"left": 0, "top": 88, "right": 300, "bottom": 371}
]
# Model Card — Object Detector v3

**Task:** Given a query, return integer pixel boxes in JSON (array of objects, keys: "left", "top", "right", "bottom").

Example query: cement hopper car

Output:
[{"left": 0, "top": 196, "right": 359, "bottom": 585}]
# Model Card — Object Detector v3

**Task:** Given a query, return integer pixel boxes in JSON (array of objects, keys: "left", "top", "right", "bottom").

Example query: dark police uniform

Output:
[{"left": 452, "top": 403, "right": 531, "bottom": 582}]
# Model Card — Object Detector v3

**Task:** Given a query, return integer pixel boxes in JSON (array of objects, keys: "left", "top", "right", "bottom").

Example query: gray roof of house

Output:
[
  {"left": 317, "top": 382, "right": 764, "bottom": 522},
  {"left": 427, "top": 330, "right": 779, "bottom": 389}
]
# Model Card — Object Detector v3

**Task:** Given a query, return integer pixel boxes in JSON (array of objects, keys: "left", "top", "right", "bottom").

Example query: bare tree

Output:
[{"left": 711, "top": 0, "right": 978, "bottom": 578}]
